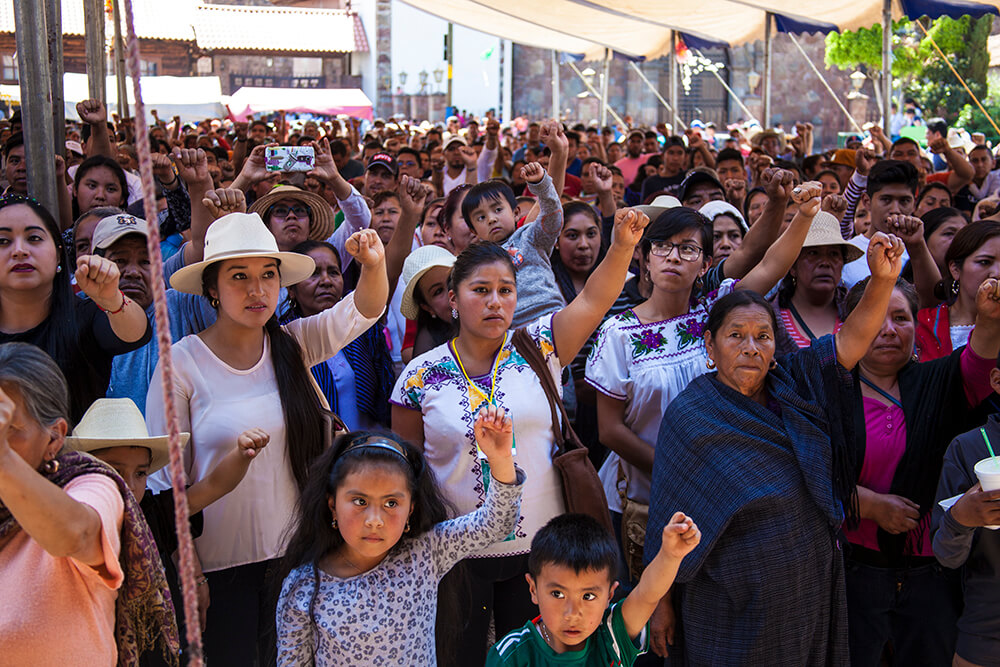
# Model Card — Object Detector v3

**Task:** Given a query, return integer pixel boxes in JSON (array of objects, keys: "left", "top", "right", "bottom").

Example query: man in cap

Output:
[
  {"left": 364, "top": 152, "right": 399, "bottom": 198},
  {"left": 441, "top": 119, "right": 499, "bottom": 196},
  {"left": 678, "top": 168, "right": 726, "bottom": 209}
]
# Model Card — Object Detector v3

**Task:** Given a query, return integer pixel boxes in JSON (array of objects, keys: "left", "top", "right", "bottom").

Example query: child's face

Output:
[
  {"left": 328, "top": 464, "right": 413, "bottom": 571},
  {"left": 527, "top": 564, "right": 618, "bottom": 653},
  {"left": 467, "top": 196, "right": 517, "bottom": 243},
  {"left": 92, "top": 445, "right": 152, "bottom": 502}
]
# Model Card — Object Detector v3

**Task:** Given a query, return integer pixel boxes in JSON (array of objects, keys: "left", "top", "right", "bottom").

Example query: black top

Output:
[
  {"left": 641, "top": 172, "right": 686, "bottom": 202},
  {"left": 0, "top": 297, "right": 151, "bottom": 423}
]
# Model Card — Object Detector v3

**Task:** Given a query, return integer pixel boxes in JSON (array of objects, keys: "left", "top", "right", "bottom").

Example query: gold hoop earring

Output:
[
  {"left": 706, "top": 359, "right": 716, "bottom": 370},
  {"left": 405, "top": 520, "right": 411, "bottom": 534},
  {"left": 210, "top": 297, "right": 220, "bottom": 309}
]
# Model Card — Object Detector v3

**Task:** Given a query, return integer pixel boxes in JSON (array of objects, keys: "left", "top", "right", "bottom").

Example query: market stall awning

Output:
[
  {"left": 225, "top": 87, "right": 374, "bottom": 121},
  {"left": 193, "top": 4, "right": 368, "bottom": 53},
  {"left": 61, "top": 74, "right": 225, "bottom": 123},
  {"left": 400, "top": 0, "right": 1000, "bottom": 58}
]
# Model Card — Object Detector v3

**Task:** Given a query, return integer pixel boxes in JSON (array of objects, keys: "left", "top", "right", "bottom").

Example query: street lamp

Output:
[
  {"left": 399, "top": 71, "right": 408, "bottom": 87},
  {"left": 747, "top": 70, "right": 761, "bottom": 94},
  {"left": 850, "top": 70, "right": 866, "bottom": 93}
]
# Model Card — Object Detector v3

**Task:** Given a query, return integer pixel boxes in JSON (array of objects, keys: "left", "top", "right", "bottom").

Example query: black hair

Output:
[
  {"left": 3, "top": 131, "right": 23, "bottom": 159},
  {"left": 527, "top": 514, "right": 619, "bottom": 580},
  {"left": 564, "top": 130, "right": 580, "bottom": 145},
  {"left": 921, "top": 206, "right": 964, "bottom": 242},
  {"left": 551, "top": 202, "right": 607, "bottom": 302},
  {"left": 420, "top": 196, "right": 445, "bottom": 226},
  {"left": 890, "top": 136, "right": 920, "bottom": 153},
  {"left": 0, "top": 196, "right": 79, "bottom": 411},
  {"left": 743, "top": 186, "right": 767, "bottom": 221},
  {"left": 250, "top": 119, "right": 270, "bottom": 132},
  {"left": 201, "top": 261, "right": 327, "bottom": 492},
  {"left": 705, "top": 289, "right": 778, "bottom": 339},
  {"left": 641, "top": 207, "right": 713, "bottom": 263},
  {"left": 73, "top": 155, "right": 129, "bottom": 217},
  {"left": 581, "top": 156, "right": 604, "bottom": 171},
  {"left": 438, "top": 183, "right": 471, "bottom": 233},
  {"left": 461, "top": 180, "right": 517, "bottom": 230},
  {"left": 329, "top": 139, "right": 349, "bottom": 158},
  {"left": 644, "top": 130, "right": 658, "bottom": 140},
  {"left": 915, "top": 182, "right": 952, "bottom": 210},
  {"left": 286, "top": 240, "right": 341, "bottom": 318},
  {"left": 926, "top": 117, "right": 948, "bottom": 137},
  {"left": 363, "top": 140, "right": 383, "bottom": 152},
  {"left": 449, "top": 241, "right": 516, "bottom": 293},
  {"left": 276, "top": 430, "right": 454, "bottom": 637},
  {"left": 815, "top": 169, "right": 843, "bottom": 190},
  {"left": 845, "top": 276, "right": 918, "bottom": 319},
  {"left": 969, "top": 144, "right": 992, "bottom": 158},
  {"left": 396, "top": 146, "right": 420, "bottom": 162},
  {"left": 866, "top": 159, "right": 919, "bottom": 197},
  {"left": 715, "top": 147, "right": 744, "bottom": 165},
  {"left": 372, "top": 190, "right": 401, "bottom": 209},
  {"left": 938, "top": 220, "right": 1000, "bottom": 302}
]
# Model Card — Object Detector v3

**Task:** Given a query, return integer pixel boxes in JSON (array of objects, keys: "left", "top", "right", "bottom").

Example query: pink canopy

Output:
[{"left": 225, "top": 87, "right": 374, "bottom": 121}]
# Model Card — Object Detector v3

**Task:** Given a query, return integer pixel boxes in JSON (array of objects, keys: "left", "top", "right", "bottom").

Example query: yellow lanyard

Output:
[{"left": 451, "top": 332, "right": 506, "bottom": 407}]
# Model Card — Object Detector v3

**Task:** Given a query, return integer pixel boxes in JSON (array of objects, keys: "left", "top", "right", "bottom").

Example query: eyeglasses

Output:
[
  {"left": 269, "top": 204, "right": 310, "bottom": 219},
  {"left": 649, "top": 240, "right": 703, "bottom": 262}
]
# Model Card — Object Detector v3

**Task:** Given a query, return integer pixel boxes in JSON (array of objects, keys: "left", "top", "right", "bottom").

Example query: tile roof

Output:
[{"left": 0, "top": 1, "right": 369, "bottom": 53}]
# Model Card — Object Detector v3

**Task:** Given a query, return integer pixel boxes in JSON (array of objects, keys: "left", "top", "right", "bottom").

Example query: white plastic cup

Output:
[{"left": 975, "top": 457, "right": 1000, "bottom": 492}]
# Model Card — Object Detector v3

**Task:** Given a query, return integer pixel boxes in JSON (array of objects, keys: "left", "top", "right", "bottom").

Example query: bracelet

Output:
[
  {"left": 98, "top": 290, "right": 129, "bottom": 315},
  {"left": 159, "top": 174, "right": 178, "bottom": 188},
  {"left": 196, "top": 576, "right": 208, "bottom": 586},
  {"left": 465, "top": 166, "right": 476, "bottom": 172}
]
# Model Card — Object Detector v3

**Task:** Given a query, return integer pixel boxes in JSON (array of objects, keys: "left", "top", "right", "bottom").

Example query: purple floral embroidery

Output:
[
  {"left": 675, "top": 317, "right": 705, "bottom": 351},
  {"left": 629, "top": 328, "right": 666, "bottom": 357},
  {"left": 421, "top": 365, "right": 452, "bottom": 388}
]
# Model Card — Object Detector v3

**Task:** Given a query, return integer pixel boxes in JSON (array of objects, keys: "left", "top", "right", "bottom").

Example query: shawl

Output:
[{"left": 0, "top": 450, "right": 180, "bottom": 667}]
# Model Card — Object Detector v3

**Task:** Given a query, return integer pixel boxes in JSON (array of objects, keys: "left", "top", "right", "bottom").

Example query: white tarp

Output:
[
  {"left": 60, "top": 74, "right": 225, "bottom": 123},
  {"left": 224, "top": 87, "right": 374, "bottom": 121}
]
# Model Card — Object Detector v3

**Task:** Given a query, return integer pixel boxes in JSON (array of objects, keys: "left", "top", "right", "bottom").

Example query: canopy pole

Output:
[
  {"left": 787, "top": 34, "right": 863, "bottom": 133},
  {"left": 763, "top": 12, "right": 772, "bottom": 128},
  {"left": 447, "top": 23, "right": 454, "bottom": 111},
  {"left": 600, "top": 48, "right": 610, "bottom": 127},
  {"left": 882, "top": 0, "right": 891, "bottom": 136},
  {"left": 691, "top": 49, "right": 758, "bottom": 127},
  {"left": 567, "top": 59, "right": 625, "bottom": 126},
  {"left": 45, "top": 0, "right": 64, "bottom": 154},
  {"left": 628, "top": 60, "right": 686, "bottom": 131},
  {"left": 13, "top": 0, "right": 58, "bottom": 214},
  {"left": 670, "top": 31, "right": 679, "bottom": 132},
  {"left": 111, "top": 0, "right": 129, "bottom": 120},
  {"left": 83, "top": 0, "right": 106, "bottom": 103},
  {"left": 551, "top": 50, "right": 560, "bottom": 120}
]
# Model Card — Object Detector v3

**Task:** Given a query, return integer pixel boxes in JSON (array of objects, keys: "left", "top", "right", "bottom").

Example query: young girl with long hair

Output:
[{"left": 276, "top": 406, "right": 523, "bottom": 666}]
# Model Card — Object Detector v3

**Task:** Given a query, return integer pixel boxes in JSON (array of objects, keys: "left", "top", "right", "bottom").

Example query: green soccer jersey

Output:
[{"left": 486, "top": 602, "right": 649, "bottom": 666}]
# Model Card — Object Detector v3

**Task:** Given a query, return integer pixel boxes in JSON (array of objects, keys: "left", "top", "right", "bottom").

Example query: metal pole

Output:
[
  {"left": 882, "top": 0, "right": 892, "bottom": 136},
  {"left": 112, "top": 0, "right": 129, "bottom": 119},
  {"left": 628, "top": 60, "right": 686, "bottom": 131},
  {"left": 446, "top": 22, "right": 454, "bottom": 112},
  {"left": 13, "top": 0, "right": 58, "bottom": 214},
  {"left": 786, "top": 34, "right": 863, "bottom": 133},
  {"left": 669, "top": 32, "right": 679, "bottom": 132},
  {"left": 551, "top": 50, "right": 559, "bottom": 120},
  {"left": 691, "top": 50, "right": 758, "bottom": 127},
  {"left": 566, "top": 60, "right": 625, "bottom": 126},
  {"left": 763, "top": 12, "right": 772, "bottom": 128},
  {"left": 83, "top": 0, "right": 106, "bottom": 103},
  {"left": 45, "top": 0, "right": 64, "bottom": 150},
  {"left": 600, "top": 48, "right": 610, "bottom": 127}
]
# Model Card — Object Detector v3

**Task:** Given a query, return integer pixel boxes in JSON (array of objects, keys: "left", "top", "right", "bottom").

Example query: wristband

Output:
[
  {"left": 99, "top": 290, "right": 129, "bottom": 315},
  {"left": 196, "top": 576, "right": 209, "bottom": 586}
]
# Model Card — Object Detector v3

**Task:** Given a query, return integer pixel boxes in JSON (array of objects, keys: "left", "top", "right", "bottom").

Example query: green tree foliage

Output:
[{"left": 824, "top": 15, "right": 992, "bottom": 122}]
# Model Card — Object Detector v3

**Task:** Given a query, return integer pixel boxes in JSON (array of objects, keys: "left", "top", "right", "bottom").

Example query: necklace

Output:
[
  {"left": 537, "top": 619, "right": 554, "bottom": 647},
  {"left": 340, "top": 550, "right": 365, "bottom": 573}
]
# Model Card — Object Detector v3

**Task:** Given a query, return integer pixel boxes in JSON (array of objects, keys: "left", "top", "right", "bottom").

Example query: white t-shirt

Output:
[
  {"left": 391, "top": 314, "right": 565, "bottom": 558},
  {"left": 146, "top": 293, "right": 382, "bottom": 572},
  {"left": 586, "top": 279, "right": 737, "bottom": 512},
  {"left": 841, "top": 234, "right": 911, "bottom": 288}
]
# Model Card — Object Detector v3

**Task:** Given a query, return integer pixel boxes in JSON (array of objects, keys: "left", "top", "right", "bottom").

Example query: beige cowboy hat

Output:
[
  {"left": 635, "top": 194, "right": 682, "bottom": 223},
  {"left": 399, "top": 244, "right": 456, "bottom": 320},
  {"left": 170, "top": 212, "right": 317, "bottom": 295},
  {"left": 248, "top": 185, "right": 334, "bottom": 242},
  {"left": 66, "top": 398, "right": 189, "bottom": 474},
  {"left": 801, "top": 211, "right": 864, "bottom": 263}
]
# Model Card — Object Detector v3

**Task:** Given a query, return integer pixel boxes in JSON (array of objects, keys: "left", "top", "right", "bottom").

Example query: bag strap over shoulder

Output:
[{"left": 512, "top": 327, "right": 573, "bottom": 456}]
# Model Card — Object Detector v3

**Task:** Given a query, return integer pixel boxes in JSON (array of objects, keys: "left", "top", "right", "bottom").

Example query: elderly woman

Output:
[
  {"left": 0, "top": 343, "right": 176, "bottom": 666},
  {"left": 644, "top": 232, "right": 906, "bottom": 665}
]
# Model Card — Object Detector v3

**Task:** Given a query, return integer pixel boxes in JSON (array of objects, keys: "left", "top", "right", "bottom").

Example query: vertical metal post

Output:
[
  {"left": 446, "top": 22, "right": 454, "bottom": 112},
  {"left": 13, "top": 0, "right": 58, "bottom": 214},
  {"left": 882, "top": 0, "right": 892, "bottom": 136},
  {"left": 551, "top": 49, "right": 559, "bottom": 120},
  {"left": 670, "top": 32, "right": 679, "bottom": 133},
  {"left": 44, "top": 0, "right": 64, "bottom": 150},
  {"left": 599, "top": 48, "right": 610, "bottom": 127},
  {"left": 111, "top": 0, "right": 129, "bottom": 119},
  {"left": 763, "top": 12, "right": 772, "bottom": 128},
  {"left": 83, "top": 0, "right": 107, "bottom": 103}
]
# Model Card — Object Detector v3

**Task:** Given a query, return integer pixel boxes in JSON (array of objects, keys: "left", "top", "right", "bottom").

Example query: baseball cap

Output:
[
  {"left": 366, "top": 153, "right": 398, "bottom": 176},
  {"left": 65, "top": 140, "right": 84, "bottom": 156},
  {"left": 443, "top": 134, "right": 467, "bottom": 149},
  {"left": 627, "top": 128, "right": 645, "bottom": 140},
  {"left": 91, "top": 213, "right": 149, "bottom": 252},
  {"left": 679, "top": 169, "right": 724, "bottom": 203}
]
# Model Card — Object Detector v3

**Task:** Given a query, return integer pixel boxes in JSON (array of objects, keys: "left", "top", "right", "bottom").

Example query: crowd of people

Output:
[{"left": 1, "top": 96, "right": 1000, "bottom": 667}]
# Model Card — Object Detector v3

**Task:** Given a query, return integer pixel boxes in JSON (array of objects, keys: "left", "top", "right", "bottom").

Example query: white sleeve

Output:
[
  {"left": 586, "top": 319, "right": 629, "bottom": 400},
  {"left": 477, "top": 145, "right": 498, "bottom": 183},
  {"left": 283, "top": 292, "right": 384, "bottom": 368},
  {"left": 327, "top": 186, "right": 371, "bottom": 268}
]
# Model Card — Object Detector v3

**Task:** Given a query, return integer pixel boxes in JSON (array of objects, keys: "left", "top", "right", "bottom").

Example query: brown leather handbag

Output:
[{"left": 512, "top": 328, "right": 614, "bottom": 534}]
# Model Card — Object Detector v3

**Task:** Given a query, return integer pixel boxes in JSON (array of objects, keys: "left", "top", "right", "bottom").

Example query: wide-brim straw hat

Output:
[
  {"left": 248, "top": 185, "right": 334, "bottom": 242},
  {"left": 66, "top": 398, "right": 189, "bottom": 475},
  {"left": 802, "top": 211, "right": 864, "bottom": 263},
  {"left": 635, "top": 194, "right": 682, "bottom": 222},
  {"left": 399, "top": 245, "right": 456, "bottom": 320},
  {"left": 170, "top": 212, "right": 317, "bottom": 295}
]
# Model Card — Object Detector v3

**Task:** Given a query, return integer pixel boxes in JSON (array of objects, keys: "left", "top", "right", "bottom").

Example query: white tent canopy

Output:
[
  {"left": 61, "top": 73, "right": 226, "bottom": 123},
  {"left": 224, "top": 87, "right": 374, "bottom": 121},
  {"left": 401, "top": 0, "right": 1000, "bottom": 59}
]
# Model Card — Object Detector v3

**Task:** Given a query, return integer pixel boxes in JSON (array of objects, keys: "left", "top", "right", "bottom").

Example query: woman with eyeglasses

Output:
[{"left": 586, "top": 187, "right": 823, "bottom": 587}]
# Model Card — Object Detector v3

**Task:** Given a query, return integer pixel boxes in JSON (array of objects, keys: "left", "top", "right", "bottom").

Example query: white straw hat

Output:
[
  {"left": 66, "top": 398, "right": 189, "bottom": 474},
  {"left": 801, "top": 211, "right": 864, "bottom": 263},
  {"left": 635, "top": 194, "right": 682, "bottom": 222},
  {"left": 170, "top": 212, "right": 316, "bottom": 295},
  {"left": 399, "top": 245, "right": 456, "bottom": 320}
]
